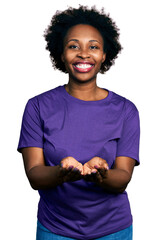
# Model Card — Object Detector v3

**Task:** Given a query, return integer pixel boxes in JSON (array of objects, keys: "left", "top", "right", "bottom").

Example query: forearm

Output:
[
  {"left": 27, "top": 165, "right": 62, "bottom": 190},
  {"left": 97, "top": 169, "right": 131, "bottom": 194}
]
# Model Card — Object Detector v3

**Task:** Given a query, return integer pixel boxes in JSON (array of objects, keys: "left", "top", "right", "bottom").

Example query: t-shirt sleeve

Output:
[
  {"left": 116, "top": 100, "right": 140, "bottom": 166},
  {"left": 17, "top": 97, "right": 44, "bottom": 153}
]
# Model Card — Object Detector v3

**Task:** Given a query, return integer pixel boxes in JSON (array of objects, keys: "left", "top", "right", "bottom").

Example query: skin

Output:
[
  {"left": 21, "top": 24, "right": 136, "bottom": 193},
  {"left": 61, "top": 24, "right": 108, "bottom": 101}
]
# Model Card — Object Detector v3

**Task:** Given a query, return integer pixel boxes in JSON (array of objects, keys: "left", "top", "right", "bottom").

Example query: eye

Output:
[
  {"left": 90, "top": 45, "right": 99, "bottom": 50},
  {"left": 68, "top": 45, "right": 79, "bottom": 49}
]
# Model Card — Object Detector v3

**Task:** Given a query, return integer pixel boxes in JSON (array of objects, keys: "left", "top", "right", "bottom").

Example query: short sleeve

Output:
[
  {"left": 116, "top": 100, "right": 140, "bottom": 166},
  {"left": 17, "top": 97, "right": 44, "bottom": 153}
]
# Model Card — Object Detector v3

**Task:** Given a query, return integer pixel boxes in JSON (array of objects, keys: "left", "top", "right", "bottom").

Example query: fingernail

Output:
[
  {"left": 68, "top": 165, "right": 73, "bottom": 170},
  {"left": 73, "top": 167, "right": 79, "bottom": 172},
  {"left": 106, "top": 166, "right": 109, "bottom": 170},
  {"left": 94, "top": 165, "right": 99, "bottom": 169},
  {"left": 92, "top": 170, "right": 97, "bottom": 174}
]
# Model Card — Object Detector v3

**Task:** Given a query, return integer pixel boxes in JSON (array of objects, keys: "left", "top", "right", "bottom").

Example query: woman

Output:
[{"left": 17, "top": 5, "right": 140, "bottom": 240}]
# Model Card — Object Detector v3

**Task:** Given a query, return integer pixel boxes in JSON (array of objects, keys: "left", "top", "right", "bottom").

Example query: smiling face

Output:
[{"left": 61, "top": 24, "right": 106, "bottom": 83}]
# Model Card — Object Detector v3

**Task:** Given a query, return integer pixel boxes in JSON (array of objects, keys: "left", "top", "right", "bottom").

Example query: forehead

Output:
[{"left": 64, "top": 24, "right": 103, "bottom": 42}]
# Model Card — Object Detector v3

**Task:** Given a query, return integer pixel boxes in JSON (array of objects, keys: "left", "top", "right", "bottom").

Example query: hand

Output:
[
  {"left": 83, "top": 157, "right": 109, "bottom": 183},
  {"left": 59, "top": 156, "right": 83, "bottom": 183}
]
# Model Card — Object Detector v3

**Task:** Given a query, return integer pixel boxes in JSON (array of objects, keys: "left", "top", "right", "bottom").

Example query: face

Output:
[{"left": 61, "top": 24, "right": 106, "bottom": 83}]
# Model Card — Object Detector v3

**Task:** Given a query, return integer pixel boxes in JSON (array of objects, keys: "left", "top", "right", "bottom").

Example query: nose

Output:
[{"left": 77, "top": 48, "right": 90, "bottom": 59}]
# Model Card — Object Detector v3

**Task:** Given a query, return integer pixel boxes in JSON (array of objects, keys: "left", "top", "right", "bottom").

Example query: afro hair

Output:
[{"left": 44, "top": 5, "right": 122, "bottom": 74}]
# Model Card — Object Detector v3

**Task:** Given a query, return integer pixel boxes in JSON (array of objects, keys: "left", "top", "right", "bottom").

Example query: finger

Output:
[
  {"left": 83, "top": 167, "right": 90, "bottom": 175},
  {"left": 90, "top": 171, "right": 98, "bottom": 182},
  {"left": 60, "top": 167, "right": 71, "bottom": 177},
  {"left": 67, "top": 168, "right": 82, "bottom": 181},
  {"left": 73, "top": 167, "right": 81, "bottom": 174},
  {"left": 68, "top": 172, "right": 82, "bottom": 182},
  {"left": 60, "top": 161, "right": 73, "bottom": 169},
  {"left": 68, "top": 165, "right": 74, "bottom": 170},
  {"left": 83, "top": 169, "right": 97, "bottom": 182},
  {"left": 95, "top": 171, "right": 103, "bottom": 183},
  {"left": 97, "top": 168, "right": 108, "bottom": 179},
  {"left": 76, "top": 165, "right": 83, "bottom": 175},
  {"left": 59, "top": 167, "right": 71, "bottom": 183},
  {"left": 63, "top": 165, "right": 76, "bottom": 171},
  {"left": 59, "top": 165, "right": 81, "bottom": 183},
  {"left": 103, "top": 163, "right": 109, "bottom": 170},
  {"left": 83, "top": 174, "right": 93, "bottom": 182},
  {"left": 91, "top": 169, "right": 97, "bottom": 174}
]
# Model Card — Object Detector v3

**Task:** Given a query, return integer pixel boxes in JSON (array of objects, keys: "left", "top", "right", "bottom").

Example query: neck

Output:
[{"left": 66, "top": 79, "right": 98, "bottom": 99}]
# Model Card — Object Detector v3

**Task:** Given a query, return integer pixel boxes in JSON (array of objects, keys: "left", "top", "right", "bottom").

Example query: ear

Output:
[
  {"left": 102, "top": 53, "right": 106, "bottom": 63},
  {"left": 61, "top": 54, "right": 65, "bottom": 63}
]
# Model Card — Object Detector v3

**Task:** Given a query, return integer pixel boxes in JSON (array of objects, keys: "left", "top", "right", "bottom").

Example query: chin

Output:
[{"left": 69, "top": 71, "right": 96, "bottom": 81}]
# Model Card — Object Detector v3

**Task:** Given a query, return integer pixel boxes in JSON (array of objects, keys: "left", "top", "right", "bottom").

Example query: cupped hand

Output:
[
  {"left": 59, "top": 156, "right": 83, "bottom": 183},
  {"left": 83, "top": 157, "right": 109, "bottom": 183},
  {"left": 83, "top": 156, "right": 109, "bottom": 174},
  {"left": 59, "top": 156, "right": 109, "bottom": 184}
]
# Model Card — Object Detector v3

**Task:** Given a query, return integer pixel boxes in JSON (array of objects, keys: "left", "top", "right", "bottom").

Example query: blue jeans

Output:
[{"left": 36, "top": 220, "right": 132, "bottom": 240}]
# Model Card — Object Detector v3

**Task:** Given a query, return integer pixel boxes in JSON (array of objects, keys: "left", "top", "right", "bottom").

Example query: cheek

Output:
[
  {"left": 94, "top": 53, "right": 105, "bottom": 64},
  {"left": 62, "top": 52, "right": 74, "bottom": 65}
]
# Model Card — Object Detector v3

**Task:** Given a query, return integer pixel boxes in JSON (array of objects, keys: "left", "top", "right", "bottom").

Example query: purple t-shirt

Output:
[{"left": 17, "top": 84, "right": 140, "bottom": 239}]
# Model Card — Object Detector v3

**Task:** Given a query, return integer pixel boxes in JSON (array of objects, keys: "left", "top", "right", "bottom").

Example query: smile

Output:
[{"left": 73, "top": 63, "right": 94, "bottom": 73}]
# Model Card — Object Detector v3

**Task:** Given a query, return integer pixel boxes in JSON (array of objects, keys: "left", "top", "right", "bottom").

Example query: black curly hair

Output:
[{"left": 44, "top": 5, "right": 122, "bottom": 74}]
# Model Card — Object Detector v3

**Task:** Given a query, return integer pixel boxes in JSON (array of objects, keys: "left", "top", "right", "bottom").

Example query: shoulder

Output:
[
  {"left": 26, "top": 85, "right": 63, "bottom": 107},
  {"left": 22, "top": 85, "right": 64, "bottom": 118},
  {"left": 110, "top": 90, "right": 139, "bottom": 118},
  {"left": 31, "top": 85, "right": 63, "bottom": 101},
  {"left": 23, "top": 85, "right": 65, "bottom": 121}
]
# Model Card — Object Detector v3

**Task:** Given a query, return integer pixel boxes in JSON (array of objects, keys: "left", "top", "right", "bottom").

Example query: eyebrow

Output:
[{"left": 66, "top": 39, "right": 101, "bottom": 44}]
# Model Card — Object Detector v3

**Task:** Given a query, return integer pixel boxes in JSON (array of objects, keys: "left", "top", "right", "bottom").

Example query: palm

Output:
[{"left": 83, "top": 157, "right": 108, "bottom": 175}]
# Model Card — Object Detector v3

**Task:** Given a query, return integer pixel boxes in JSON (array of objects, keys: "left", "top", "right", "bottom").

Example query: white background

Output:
[{"left": 1, "top": 0, "right": 157, "bottom": 239}]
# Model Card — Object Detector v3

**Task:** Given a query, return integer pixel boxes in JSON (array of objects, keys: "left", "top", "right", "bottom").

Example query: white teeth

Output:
[{"left": 75, "top": 64, "right": 93, "bottom": 69}]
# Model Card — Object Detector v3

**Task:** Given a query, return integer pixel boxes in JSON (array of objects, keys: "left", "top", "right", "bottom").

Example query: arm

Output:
[
  {"left": 97, "top": 156, "right": 136, "bottom": 193},
  {"left": 21, "top": 147, "right": 61, "bottom": 190},
  {"left": 83, "top": 156, "right": 136, "bottom": 194},
  {"left": 21, "top": 147, "right": 83, "bottom": 190}
]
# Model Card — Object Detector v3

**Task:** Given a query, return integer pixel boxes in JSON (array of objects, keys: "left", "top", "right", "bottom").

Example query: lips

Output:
[{"left": 73, "top": 62, "right": 95, "bottom": 73}]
